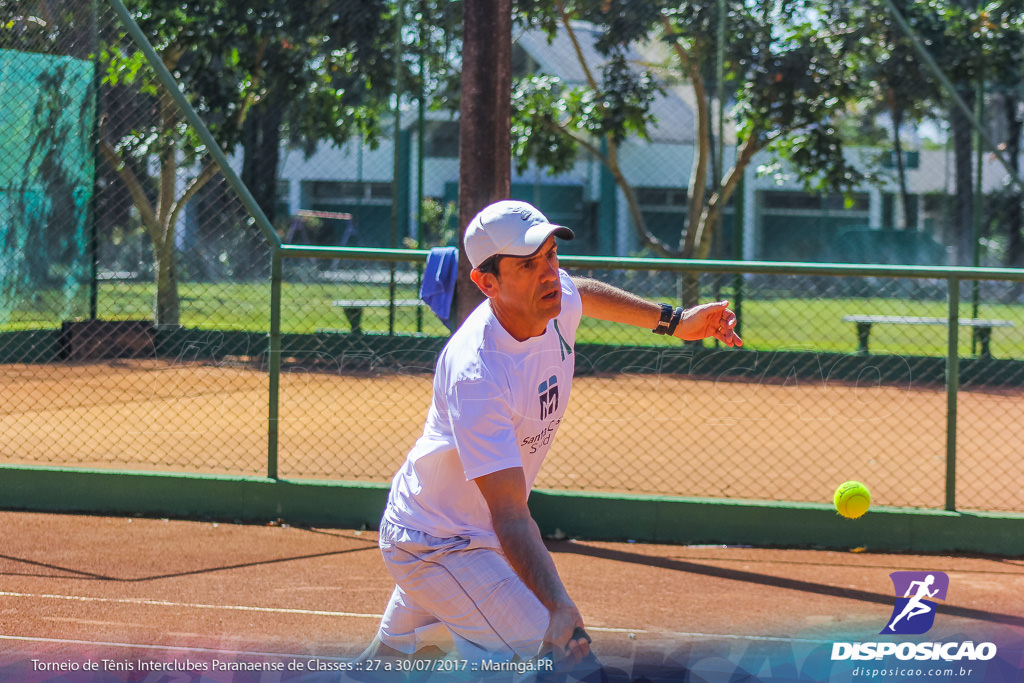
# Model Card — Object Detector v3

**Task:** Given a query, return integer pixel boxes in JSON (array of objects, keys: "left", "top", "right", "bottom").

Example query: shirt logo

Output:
[
  {"left": 538, "top": 375, "right": 559, "bottom": 419},
  {"left": 881, "top": 571, "right": 949, "bottom": 635},
  {"left": 553, "top": 320, "right": 573, "bottom": 361}
]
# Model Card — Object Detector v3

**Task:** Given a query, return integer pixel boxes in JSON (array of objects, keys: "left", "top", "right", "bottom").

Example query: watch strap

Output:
[{"left": 652, "top": 303, "right": 674, "bottom": 334}]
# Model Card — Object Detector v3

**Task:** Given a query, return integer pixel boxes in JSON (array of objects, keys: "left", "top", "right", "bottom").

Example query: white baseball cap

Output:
[{"left": 464, "top": 200, "right": 574, "bottom": 268}]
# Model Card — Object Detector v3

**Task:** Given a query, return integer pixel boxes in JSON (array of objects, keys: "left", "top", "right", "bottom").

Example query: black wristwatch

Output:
[{"left": 652, "top": 303, "right": 674, "bottom": 334}]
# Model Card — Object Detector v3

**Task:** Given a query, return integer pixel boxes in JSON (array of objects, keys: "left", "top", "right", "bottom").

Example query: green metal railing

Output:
[{"left": 274, "top": 244, "right": 1024, "bottom": 512}]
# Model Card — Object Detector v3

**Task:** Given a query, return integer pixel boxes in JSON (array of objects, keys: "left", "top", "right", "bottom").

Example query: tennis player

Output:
[{"left": 357, "top": 200, "right": 741, "bottom": 669}]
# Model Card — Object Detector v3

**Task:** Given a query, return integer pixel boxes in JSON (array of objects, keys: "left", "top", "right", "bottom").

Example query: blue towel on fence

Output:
[{"left": 419, "top": 246, "right": 459, "bottom": 330}]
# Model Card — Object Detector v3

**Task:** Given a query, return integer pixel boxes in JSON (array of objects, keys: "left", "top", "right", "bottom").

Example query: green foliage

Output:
[
  {"left": 598, "top": 53, "right": 661, "bottom": 143},
  {"left": 512, "top": 76, "right": 595, "bottom": 176},
  {"left": 510, "top": 4, "right": 663, "bottom": 175},
  {"left": 405, "top": 198, "right": 458, "bottom": 249},
  {"left": 94, "top": 0, "right": 465, "bottom": 325},
  {"left": 107, "top": 0, "right": 400, "bottom": 155},
  {"left": 0, "top": 1, "right": 97, "bottom": 57},
  {"left": 508, "top": 0, "right": 893, "bottom": 260},
  {"left": 507, "top": 0, "right": 1024, "bottom": 264},
  {"left": 98, "top": 0, "right": 467, "bottom": 200}
]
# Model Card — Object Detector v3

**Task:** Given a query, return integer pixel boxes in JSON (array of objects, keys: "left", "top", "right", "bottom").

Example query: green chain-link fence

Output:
[
  {"left": 2, "top": 1, "right": 1023, "bottom": 516},
  {"left": 267, "top": 249, "right": 1024, "bottom": 513}
]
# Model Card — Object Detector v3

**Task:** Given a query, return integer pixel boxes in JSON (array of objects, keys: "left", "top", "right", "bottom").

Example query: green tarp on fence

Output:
[{"left": 0, "top": 48, "right": 96, "bottom": 326}]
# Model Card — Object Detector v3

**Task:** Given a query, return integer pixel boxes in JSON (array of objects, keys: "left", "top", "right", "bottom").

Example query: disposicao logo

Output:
[
  {"left": 882, "top": 571, "right": 949, "bottom": 635},
  {"left": 831, "top": 570, "right": 998, "bottom": 663}
]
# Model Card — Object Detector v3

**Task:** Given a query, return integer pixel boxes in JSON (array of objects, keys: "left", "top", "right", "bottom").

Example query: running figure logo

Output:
[
  {"left": 882, "top": 571, "right": 949, "bottom": 635},
  {"left": 538, "top": 375, "right": 559, "bottom": 419}
]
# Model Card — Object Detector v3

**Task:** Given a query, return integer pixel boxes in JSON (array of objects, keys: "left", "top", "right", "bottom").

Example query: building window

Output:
[
  {"left": 309, "top": 181, "right": 391, "bottom": 201},
  {"left": 368, "top": 182, "right": 393, "bottom": 199},
  {"left": 636, "top": 187, "right": 687, "bottom": 208},
  {"left": 763, "top": 191, "right": 869, "bottom": 212}
]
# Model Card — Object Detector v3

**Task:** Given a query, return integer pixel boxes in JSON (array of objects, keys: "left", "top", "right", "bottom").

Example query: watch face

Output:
[{"left": 653, "top": 303, "right": 673, "bottom": 333}]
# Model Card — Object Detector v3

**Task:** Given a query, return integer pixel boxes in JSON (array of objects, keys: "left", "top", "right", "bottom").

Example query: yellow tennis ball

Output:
[{"left": 834, "top": 481, "right": 871, "bottom": 519}]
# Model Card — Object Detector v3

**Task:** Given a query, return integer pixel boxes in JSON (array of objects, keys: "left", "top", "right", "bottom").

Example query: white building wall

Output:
[{"left": 262, "top": 132, "right": 1024, "bottom": 259}]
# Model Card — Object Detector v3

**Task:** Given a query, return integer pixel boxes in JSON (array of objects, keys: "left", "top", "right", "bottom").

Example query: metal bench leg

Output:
[
  {"left": 973, "top": 327, "right": 992, "bottom": 359},
  {"left": 855, "top": 323, "right": 872, "bottom": 356},
  {"left": 343, "top": 307, "right": 363, "bottom": 334}
]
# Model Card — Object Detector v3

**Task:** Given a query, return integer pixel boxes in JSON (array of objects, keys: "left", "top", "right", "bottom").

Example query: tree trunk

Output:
[
  {"left": 950, "top": 93, "right": 975, "bottom": 266},
  {"left": 454, "top": 0, "right": 511, "bottom": 328},
  {"left": 999, "top": 93, "right": 1024, "bottom": 301},
  {"left": 1003, "top": 93, "right": 1023, "bottom": 269},
  {"left": 894, "top": 146, "right": 910, "bottom": 229},
  {"left": 680, "top": 272, "right": 701, "bottom": 309},
  {"left": 680, "top": 206, "right": 719, "bottom": 307},
  {"left": 152, "top": 80, "right": 182, "bottom": 326},
  {"left": 153, "top": 231, "right": 180, "bottom": 327},
  {"left": 889, "top": 94, "right": 911, "bottom": 229},
  {"left": 239, "top": 102, "right": 284, "bottom": 277},
  {"left": 242, "top": 103, "right": 283, "bottom": 227},
  {"left": 680, "top": 146, "right": 755, "bottom": 308}
]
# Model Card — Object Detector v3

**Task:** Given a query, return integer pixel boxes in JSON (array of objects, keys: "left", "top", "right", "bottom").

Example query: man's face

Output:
[{"left": 476, "top": 236, "right": 562, "bottom": 338}]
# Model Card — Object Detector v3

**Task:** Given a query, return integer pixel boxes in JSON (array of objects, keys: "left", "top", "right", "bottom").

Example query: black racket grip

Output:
[{"left": 568, "top": 626, "right": 591, "bottom": 647}]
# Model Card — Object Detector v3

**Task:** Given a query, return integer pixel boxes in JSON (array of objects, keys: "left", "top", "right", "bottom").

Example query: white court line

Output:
[
  {"left": 625, "top": 630, "right": 833, "bottom": 645},
  {"left": 1, "top": 591, "right": 833, "bottom": 646},
  {"left": 0, "top": 634, "right": 343, "bottom": 660},
  {"left": 0, "top": 590, "right": 379, "bottom": 619}
]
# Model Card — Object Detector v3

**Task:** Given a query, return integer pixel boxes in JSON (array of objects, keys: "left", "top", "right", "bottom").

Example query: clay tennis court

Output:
[
  {"left": 3, "top": 362, "right": 1024, "bottom": 680},
  {"left": 2, "top": 511, "right": 1023, "bottom": 682},
  {"left": 2, "top": 360, "right": 1022, "bottom": 510}
]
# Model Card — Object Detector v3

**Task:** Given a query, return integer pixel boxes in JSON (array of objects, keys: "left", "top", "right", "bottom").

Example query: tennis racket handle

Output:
[{"left": 569, "top": 626, "right": 591, "bottom": 647}]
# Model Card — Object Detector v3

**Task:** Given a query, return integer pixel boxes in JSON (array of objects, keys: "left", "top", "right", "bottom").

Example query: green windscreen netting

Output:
[{"left": 0, "top": 47, "right": 96, "bottom": 327}]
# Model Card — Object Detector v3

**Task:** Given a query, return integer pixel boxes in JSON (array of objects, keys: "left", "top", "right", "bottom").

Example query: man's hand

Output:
[
  {"left": 541, "top": 605, "right": 590, "bottom": 664},
  {"left": 675, "top": 300, "right": 743, "bottom": 347}
]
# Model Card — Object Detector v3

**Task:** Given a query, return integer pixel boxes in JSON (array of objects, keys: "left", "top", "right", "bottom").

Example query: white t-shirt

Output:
[{"left": 383, "top": 269, "right": 582, "bottom": 543}]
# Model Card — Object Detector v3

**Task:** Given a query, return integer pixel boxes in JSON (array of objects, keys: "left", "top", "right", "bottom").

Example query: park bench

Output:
[
  {"left": 331, "top": 298, "right": 423, "bottom": 334},
  {"left": 841, "top": 314, "right": 1014, "bottom": 359}
]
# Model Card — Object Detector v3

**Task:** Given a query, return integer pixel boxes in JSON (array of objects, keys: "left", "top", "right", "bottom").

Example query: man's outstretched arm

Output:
[{"left": 571, "top": 276, "right": 742, "bottom": 347}]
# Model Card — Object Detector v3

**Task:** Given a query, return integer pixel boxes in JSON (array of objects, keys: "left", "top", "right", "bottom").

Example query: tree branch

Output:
[
  {"left": 660, "top": 14, "right": 711, "bottom": 256},
  {"left": 694, "top": 134, "right": 763, "bottom": 259},
  {"left": 550, "top": 3, "right": 675, "bottom": 256},
  {"left": 235, "top": 36, "right": 270, "bottom": 131},
  {"left": 167, "top": 162, "right": 221, "bottom": 241},
  {"left": 538, "top": 115, "right": 675, "bottom": 256},
  {"left": 97, "top": 135, "right": 162, "bottom": 241},
  {"left": 536, "top": 113, "right": 605, "bottom": 160},
  {"left": 555, "top": 0, "right": 600, "bottom": 92}
]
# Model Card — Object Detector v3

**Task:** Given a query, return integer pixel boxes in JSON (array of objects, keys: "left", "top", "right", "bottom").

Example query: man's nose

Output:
[{"left": 542, "top": 256, "right": 559, "bottom": 280}]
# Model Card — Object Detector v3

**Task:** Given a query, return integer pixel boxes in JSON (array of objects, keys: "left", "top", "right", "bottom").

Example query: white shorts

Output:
[{"left": 375, "top": 518, "right": 548, "bottom": 661}]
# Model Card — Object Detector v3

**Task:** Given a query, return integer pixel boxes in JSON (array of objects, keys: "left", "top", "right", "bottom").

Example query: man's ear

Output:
[{"left": 470, "top": 268, "right": 499, "bottom": 298}]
